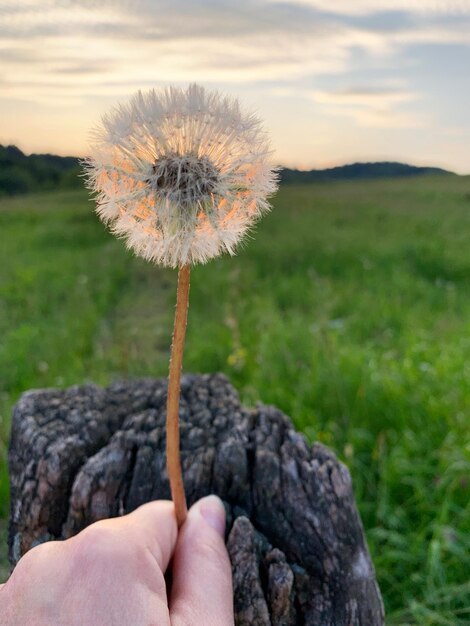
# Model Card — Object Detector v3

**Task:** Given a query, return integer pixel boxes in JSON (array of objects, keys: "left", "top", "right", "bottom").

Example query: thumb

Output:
[{"left": 170, "top": 496, "right": 234, "bottom": 626}]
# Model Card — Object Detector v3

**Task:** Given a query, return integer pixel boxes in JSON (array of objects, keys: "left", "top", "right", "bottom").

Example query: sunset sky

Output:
[{"left": 1, "top": 0, "right": 469, "bottom": 172}]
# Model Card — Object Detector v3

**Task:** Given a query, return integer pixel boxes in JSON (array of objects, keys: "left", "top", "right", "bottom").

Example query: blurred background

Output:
[{"left": 1, "top": 1, "right": 469, "bottom": 624}]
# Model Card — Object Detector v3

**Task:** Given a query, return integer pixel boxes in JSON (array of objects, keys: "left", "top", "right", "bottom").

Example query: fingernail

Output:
[{"left": 199, "top": 495, "right": 226, "bottom": 537}]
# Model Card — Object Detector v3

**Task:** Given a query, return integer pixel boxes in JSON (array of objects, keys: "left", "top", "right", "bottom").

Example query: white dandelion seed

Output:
[{"left": 84, "top": 83, "right": 278, "bottom": 268}]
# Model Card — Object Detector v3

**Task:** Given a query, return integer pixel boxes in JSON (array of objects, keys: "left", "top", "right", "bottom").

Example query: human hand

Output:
[{"left": 0, "top": 496, "right": 234, "bottom": 626}]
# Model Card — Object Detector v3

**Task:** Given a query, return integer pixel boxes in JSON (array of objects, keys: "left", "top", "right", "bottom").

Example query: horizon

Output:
[
  {"left": 3, "top": 142, "right": 465, "bottom": 176},
  {"left": 1, "top": 1, "right": 469, "bottom": 173}
]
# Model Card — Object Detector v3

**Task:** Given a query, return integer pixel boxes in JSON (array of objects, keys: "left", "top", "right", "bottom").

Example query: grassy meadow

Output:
[{"left": 1, "top": 177, "right": 470, "bottom": 624}]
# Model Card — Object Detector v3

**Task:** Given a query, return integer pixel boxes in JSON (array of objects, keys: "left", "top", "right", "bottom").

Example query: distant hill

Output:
[
  {"left": 280, "top": 161, "right": 453, "bottom": 184},
  {"left": 0, "top": 144, "right": 81, "bottom": 196},
  {"left": 0, "top": 145, "right": 455, "bottom": 196}
]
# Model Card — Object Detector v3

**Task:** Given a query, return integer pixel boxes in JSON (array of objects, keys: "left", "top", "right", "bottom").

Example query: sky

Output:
[{"left": 0, "top": 0, "right": 469, "bottom": 172}]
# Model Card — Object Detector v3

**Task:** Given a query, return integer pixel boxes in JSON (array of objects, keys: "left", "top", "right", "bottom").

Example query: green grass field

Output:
[{"left": 1, "top": 177, "right": 470, "bottom": 624}]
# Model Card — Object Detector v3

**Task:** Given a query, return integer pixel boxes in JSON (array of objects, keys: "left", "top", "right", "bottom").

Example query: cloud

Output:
[
  {"left": 313, "top": 86, "right": 415, "bottom": 106},
  {"left": 280, "top": 0, "right": 470, "bottom": 16},
  {"left": 311, "top": 86, "right": 425, "bottom": 128},
  {"left": 0, "top": 0, "right": 468, "bottom": 170},
  {"left": 0, "top": 1, "right": 467, "bottom": 108},
  {"left": 0, "top": 0, "right": 466, "bottom": 112},
  {"left": 0, "top": 1, "right": 352, "bottom": 105}
]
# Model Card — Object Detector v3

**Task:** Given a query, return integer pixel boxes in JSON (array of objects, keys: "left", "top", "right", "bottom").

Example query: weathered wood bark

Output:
[{"left": 8, "top": 374, "right": 384, "bottom": 625}]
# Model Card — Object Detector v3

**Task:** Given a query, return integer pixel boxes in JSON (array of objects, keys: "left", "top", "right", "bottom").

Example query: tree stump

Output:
[{"left": 8, "top": 374, "right": 384, "bottom": 625}]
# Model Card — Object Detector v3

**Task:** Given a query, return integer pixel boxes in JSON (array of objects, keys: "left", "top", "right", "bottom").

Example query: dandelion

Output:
[{"left": 84, "top": 84, "right": 278, "bottom": 525}]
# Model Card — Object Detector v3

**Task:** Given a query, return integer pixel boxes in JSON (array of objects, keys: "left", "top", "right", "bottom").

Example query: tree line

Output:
[
  {"left": 0, "top": 144, "right": 81, "bottom": 196},
  {"left": 0, "top": 144, "right": 453, "bottom": 197}
]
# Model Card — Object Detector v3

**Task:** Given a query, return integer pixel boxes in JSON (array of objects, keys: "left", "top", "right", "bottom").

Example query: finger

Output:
[
  {"left": 124, "top": 499, "right": 179, "bottom": 573},
  {"left": 75, "top": 499, "right": 178, "bottom": 575},
  {"left": 170, "top": 496, "right": 234, "bottom": 626}
]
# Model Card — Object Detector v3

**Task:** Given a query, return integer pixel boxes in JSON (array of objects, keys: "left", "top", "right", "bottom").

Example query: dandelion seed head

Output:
[{"left": 84, "top": 84, "right": 278, "bottom": 268}]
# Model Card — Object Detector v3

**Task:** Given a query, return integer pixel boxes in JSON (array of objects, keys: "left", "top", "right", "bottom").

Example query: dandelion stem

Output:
[{"left": 166, "top": 264, "right": 190, "bottom": 527}]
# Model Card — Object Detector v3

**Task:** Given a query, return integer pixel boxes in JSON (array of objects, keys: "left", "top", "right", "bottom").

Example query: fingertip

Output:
[{"left": 192, "top": 495, "right": 226, "bottom": 538}]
